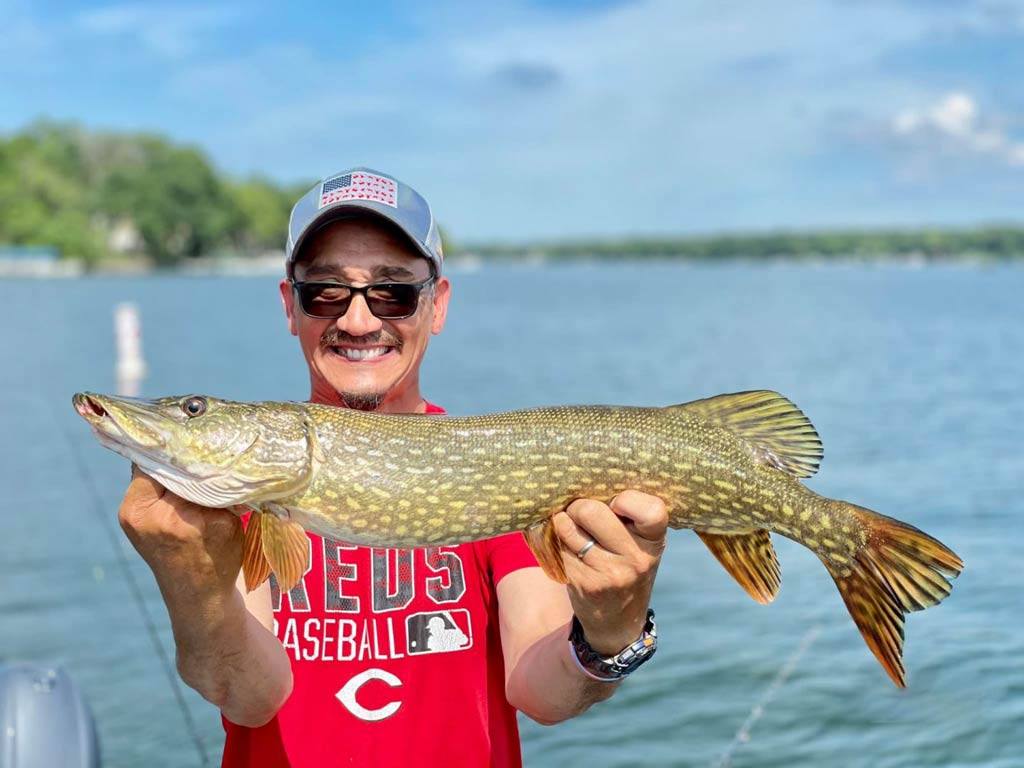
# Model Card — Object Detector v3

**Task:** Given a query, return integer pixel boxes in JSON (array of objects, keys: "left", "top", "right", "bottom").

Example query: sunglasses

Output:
[{"left": 292, "top": 275, "right": 436, "bottom": 320}]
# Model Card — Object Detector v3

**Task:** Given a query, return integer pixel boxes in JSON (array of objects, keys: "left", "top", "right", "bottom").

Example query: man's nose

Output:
[{"left": 336, "top": 293, "right": 383, "bottom": 336}]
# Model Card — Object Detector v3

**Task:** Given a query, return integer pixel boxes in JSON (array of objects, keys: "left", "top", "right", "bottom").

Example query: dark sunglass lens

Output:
[
  {"left": 299, "top": 283, "right": 352, "bottom": 318},
  {"left": 366, "top": 284, "right": 420, "bottom": 318}
]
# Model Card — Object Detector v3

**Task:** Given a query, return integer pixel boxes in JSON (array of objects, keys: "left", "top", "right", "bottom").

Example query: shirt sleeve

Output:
[{"left": 486, "top": 532, "right": 540, "bottom": 586}]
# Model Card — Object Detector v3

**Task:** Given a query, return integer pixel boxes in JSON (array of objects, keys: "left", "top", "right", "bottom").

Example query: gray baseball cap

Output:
[{"left": 285, "top": 167, "right": 443, "bottom": 277}]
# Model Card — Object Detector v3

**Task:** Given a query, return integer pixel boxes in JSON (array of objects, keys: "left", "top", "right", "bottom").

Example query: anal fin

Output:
[
  {"left": 524, "top": 519, "right": 568, "bottom": 584},
  {"left": 242, "top": 512, "right": 272, "bottom": 592},
  {"left": 260, "top": 511, "right": 311, "bottom": 593},
  {"left": 697, "top": 529, "right": 781, "bottom": 604}
]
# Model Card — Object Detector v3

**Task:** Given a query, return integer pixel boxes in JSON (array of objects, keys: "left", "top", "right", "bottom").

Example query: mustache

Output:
[{"left": 320, "top": 330, "right": 403, "bottom": 350}]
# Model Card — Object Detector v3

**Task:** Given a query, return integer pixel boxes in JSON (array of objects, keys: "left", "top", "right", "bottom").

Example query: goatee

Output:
[{"left": 339, "top": 391, "right": 386, "bottom": 411}]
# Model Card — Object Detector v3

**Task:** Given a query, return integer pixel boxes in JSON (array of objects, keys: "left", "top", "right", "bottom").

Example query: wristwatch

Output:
[{"left": 568, "top": 609, "right": 658, "bottom": 682}]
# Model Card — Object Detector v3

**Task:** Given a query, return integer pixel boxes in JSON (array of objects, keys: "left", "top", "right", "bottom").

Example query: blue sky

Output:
[{"left": 2, "top": 0, "right": 1023, "bottom": 241}]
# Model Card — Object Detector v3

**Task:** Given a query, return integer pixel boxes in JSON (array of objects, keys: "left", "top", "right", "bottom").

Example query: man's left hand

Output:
[{"left": 552, "top": 490, "right": 669, "bottom": 655}]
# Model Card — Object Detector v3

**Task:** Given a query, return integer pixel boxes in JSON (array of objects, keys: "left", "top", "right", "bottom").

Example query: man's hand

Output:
[
  {"left": 119, "top": 465, "right": 243, "bottom": 599},
  {"left": 552, "top": 490, "right": 668, "bottom": 655},
  {"left": 498, "top": 490, "right": 668, "bottom": 723},
  {"left": 118, "top": 466, "right": 290, "bottom": 725}
]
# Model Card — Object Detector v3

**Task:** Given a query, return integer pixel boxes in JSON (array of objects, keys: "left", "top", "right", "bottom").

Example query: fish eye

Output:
[{"left": 181, "top": 396, "right": 208, "bottom": 418}]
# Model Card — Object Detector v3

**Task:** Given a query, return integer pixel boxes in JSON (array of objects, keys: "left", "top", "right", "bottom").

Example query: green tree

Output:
[
  {"left": 98, "top": 137, "right": 237, "bottom": 264},
  {"left": 227, "top": 178, "right": 294, "bottom": 251}
]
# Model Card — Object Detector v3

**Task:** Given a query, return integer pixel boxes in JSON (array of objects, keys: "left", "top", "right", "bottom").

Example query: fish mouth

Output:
[
  {"left": 73, "top": 393, "right": 108, "bottom": 421},
  {"left": 73, "top": 393, "right": 221, "bottom": 491},
  {"left": 72, "top": 392, "right": 172, "bottom": 453},
  {"left": 72, "top": 392, "right": 301, "bottom": 508}
]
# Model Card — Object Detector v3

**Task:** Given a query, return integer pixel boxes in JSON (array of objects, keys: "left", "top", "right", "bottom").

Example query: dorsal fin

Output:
[{"left": 673, "top": 390, "right": 823, "bottom": 478}]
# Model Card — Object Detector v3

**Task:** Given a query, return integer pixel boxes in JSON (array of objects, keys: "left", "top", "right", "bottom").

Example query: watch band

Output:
[{"left": 568, "top": 609, "right": 658, "bottom": 682}]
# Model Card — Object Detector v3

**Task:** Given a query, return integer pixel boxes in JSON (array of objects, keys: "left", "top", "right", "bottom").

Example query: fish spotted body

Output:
[{"left": 73, "top": 390, "right": 963, "bottom": 686}]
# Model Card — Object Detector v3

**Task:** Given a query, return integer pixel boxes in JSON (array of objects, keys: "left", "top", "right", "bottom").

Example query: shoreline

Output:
[{"left": 1, "top": 251, "right": 1021, "bottom": 279}]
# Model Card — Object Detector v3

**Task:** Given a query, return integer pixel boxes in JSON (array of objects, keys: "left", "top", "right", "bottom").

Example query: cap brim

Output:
[{"left": 288, "top": 202, "right": 438, "bottom": 276}]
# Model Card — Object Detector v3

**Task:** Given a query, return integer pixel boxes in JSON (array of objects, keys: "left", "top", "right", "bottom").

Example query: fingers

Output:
[
  {"left": 609, "top": 491, "right": 669, "bottom": 545},
  {"left": 551, "top": 508, "right": 617, "bottom": 587},
  {"left": 119, "top": 465, "right": 200, "bottom": 536},
  {"left": 551, "top": 508, "right": 600, "bottom": 560},
  {"left": 554, "top": 492, "right": 668, "bottom": 559},
  {"left": 565, "top": 498, "right": 634, "bottom": 555},
  {"left": 124, "top": 464, "right": 166, "bottom": 506},
  {"left": 551, "top": 492, "right": 668, "bottom": 656}
]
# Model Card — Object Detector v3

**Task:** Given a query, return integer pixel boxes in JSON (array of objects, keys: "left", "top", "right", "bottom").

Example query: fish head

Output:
[{"left": 72, "top": 392, "right": 317, "bottom": 508}]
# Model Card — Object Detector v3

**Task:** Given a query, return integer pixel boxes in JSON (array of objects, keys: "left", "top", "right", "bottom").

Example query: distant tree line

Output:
[
  {"left": 0, "top": 121, "right": 308, "bottom": 265},
  {"left": 1, "top": 121, "right": 1021, "bottom": 266},
  {"left": 469, "top": 228, "right": 1024, "bottom": 262}
]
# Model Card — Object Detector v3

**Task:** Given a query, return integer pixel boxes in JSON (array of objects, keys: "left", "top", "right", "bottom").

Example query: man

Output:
[{"left": 117, "top": 168, "right": 669, "bottom": 767}]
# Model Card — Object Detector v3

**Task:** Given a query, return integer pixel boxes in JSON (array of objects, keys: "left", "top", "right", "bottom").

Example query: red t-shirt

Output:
[{"left": 221, "top": 402, "right": 539, "bottom": 768}]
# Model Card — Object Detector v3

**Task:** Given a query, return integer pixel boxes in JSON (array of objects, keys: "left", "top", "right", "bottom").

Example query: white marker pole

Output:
[{"left": 115, "top": 302, "right": 147, "bottom": 397}]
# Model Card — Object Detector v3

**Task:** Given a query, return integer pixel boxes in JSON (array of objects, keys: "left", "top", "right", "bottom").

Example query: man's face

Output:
[{"left": 279, "top": 216, "right": 450, "bottom": 413}]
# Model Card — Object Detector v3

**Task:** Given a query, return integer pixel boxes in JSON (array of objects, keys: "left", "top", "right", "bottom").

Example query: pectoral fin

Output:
[
  {"left": 250, "top": 509, "right": 310, "bottom": 593},
  {"left": 524, "top": 518, "right": 568, "bottom": 584},
  {"left": 241, "top": 512, "right": 272, "bottom": 592},
  {"left": 697, "top": 529, "right": 781, "bottom": 604}
]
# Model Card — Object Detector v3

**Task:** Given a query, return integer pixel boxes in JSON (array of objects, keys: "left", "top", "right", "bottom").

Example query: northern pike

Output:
[{"left": 72, "top": 390, "right": 963, "bottom": 686}]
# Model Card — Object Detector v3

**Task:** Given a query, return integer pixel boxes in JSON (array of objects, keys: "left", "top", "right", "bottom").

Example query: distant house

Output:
[
  {"left": 0, "top": 245, "right": 82, "bottom": 277},
  {"left": 108, "top": 220, "right": 143, "bottom": 255}
]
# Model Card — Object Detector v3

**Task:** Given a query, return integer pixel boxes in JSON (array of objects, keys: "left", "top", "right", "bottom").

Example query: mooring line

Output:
[
  {"left": 56, "top": 413, "right": 211, "bottom": 768},
  {"left": 715, "top": 623, "right": 822, "bottom": 768}
]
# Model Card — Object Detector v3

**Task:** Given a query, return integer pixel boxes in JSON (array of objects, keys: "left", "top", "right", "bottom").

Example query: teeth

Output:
[{"left": 335, "top": 347, "right": 390, "bottom": 361}]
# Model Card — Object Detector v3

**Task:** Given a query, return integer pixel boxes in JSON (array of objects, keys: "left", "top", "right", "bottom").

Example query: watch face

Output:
[
  {"left": 611, "top": 633, "right": 657, "bottom": 674},
  {"left": 570, "top": 610, "right": 658, "bottom": 680}
]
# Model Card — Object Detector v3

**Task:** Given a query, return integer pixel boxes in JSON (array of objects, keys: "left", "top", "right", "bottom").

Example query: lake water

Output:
[{"left": 0, "top": 261, "right": 1020, "bottom": 767}]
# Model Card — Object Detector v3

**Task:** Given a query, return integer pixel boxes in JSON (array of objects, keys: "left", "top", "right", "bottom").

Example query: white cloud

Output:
[
  {"left": 4, "top": 0, "right": 1021, "bottom": 235},
  {"left": 74, "top": 3, "right": 237, "bottom": 59},
  {"left": 891, "top": 91, "right": 1024, "bottom": 167}
]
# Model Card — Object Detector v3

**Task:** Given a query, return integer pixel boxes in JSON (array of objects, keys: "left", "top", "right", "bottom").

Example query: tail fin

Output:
[{"left": 824, "top": 503, "right": 963, "bottom": 687}]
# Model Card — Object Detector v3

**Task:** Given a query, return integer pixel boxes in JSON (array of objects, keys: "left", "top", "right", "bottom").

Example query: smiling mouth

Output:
[{"left": 329, "top": 345, "right": 395, "bottom": 362}]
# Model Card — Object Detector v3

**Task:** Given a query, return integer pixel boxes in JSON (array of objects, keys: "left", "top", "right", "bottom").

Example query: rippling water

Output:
[{"left": 1, "top": 261, "right": 1019, "bottom": 767}]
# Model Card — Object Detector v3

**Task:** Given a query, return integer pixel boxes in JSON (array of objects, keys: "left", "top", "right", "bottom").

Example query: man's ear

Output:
[
  {"left": 279, "top": 279, "right": 298, "bottom": 336},
  {"left": 430, "top": 276, "right": 451, "bottom": 335}
]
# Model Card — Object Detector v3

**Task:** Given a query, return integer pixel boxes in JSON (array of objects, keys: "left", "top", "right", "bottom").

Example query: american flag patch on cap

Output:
[{"left": 319, "top": 171, "right": 398, "bottom": 209}]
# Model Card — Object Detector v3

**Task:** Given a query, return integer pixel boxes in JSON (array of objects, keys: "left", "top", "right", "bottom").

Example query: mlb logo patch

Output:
[
  {"left": 320, "top": 171, "right": 398, "bottom": 209},
  {"left": 405, "top": 610, "right": 473, "bottom": 655}
]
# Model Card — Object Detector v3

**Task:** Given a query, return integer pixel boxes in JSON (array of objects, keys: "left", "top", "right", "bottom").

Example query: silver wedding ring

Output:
[{"left": 576, "top": 539, "right": 596, "bottom": 559}]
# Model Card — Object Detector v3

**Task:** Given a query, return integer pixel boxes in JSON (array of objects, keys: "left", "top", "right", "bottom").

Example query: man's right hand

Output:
[
  {"left": 117, "top": 466, "right": 292, "bottom": 725},
  {"left": 119, "top": 465, "right": 243, "bottom": 599}
]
